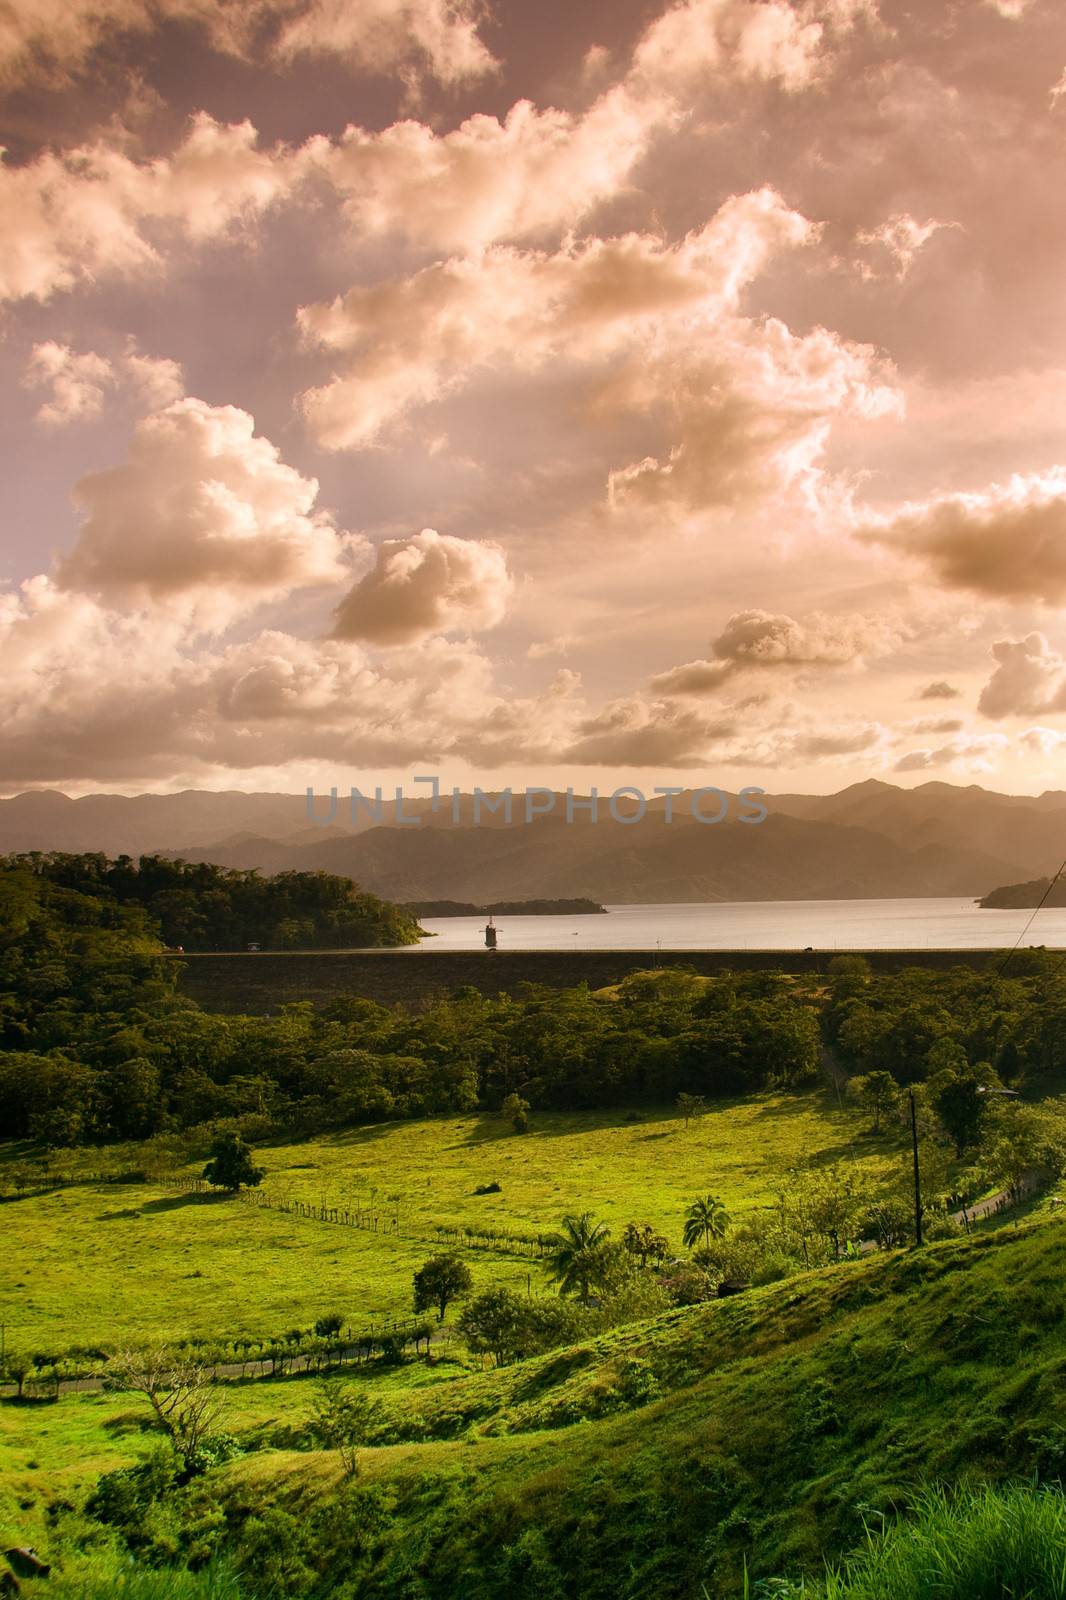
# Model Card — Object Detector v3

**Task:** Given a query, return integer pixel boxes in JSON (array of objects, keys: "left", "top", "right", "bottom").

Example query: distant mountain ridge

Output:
[{"left": 1, "top": 779, "right": 1063, "bottom": 904}]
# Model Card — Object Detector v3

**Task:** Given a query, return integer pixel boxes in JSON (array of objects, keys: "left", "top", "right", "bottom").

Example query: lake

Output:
[{"left": 412, "top": 897, "right": 1066, "bottom": 952}]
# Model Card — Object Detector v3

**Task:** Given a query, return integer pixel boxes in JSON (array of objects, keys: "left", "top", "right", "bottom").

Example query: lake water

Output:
[{"left": 411, "top": 898, "right": 1066, "bottom": 952}]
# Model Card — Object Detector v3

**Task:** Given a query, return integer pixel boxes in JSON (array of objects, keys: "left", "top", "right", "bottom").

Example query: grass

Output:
[
  {"left": 816, "top": 1484, "right": 1066, "bottom": 1598},
  {"left": 0, "top": 1089, "right": 897, "bottom": 1358},
  {"left": 7, "top": 1214, "right": 1065, "bottom": 1598}
]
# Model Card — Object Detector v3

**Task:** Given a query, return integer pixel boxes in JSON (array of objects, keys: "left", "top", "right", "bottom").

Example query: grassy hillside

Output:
[
  {"left": 4, "top": 1218, "right": 1064, "bottom": 1598},
  {"left": 0, "top": 1090, "right": 897, "bottom": 1355}
]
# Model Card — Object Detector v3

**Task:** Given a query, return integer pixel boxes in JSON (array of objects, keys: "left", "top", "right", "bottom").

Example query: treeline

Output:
[{"left": 3, "top": 853, "right": 421, "bottom": 951}]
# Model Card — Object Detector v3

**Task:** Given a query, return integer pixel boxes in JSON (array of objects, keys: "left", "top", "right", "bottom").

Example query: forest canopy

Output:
[{"left": 2, "top": 853, "right": 422, "bottom": 952}]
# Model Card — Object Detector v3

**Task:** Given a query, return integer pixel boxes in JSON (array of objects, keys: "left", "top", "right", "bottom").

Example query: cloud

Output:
[
  {"left": 333, "top": 528, "right": 513, "bottom": 645},
  {"left": 22, "top": 341, "right": 114, "bottom": 425},
  {"left": 910, "top": 718, "right": 965, "bottom": 735},
  {"left": 561, "top": 694, "right": 737, "bottom": 767},
  {"left": 527, "top": 635, "right": 572, "bottom": 660},
  {"left": 1019, "top": 726, "right": 1066, "bottom": 755},
  {"left": 856, "top": 213, "right": 953, "bottom": 279},
  {"left": 0, "top": 0, "right": 496, "bottom": 89},
  {"left": 22, "top": 339, "right": 185, "bottom": 424},
  {"left": 893, "top": 735, "right": 1010, "bottom": 773},
  {"left": 918, "top": 680, "right": 961, "bottom": 700},
  {"left": 306, "top": 89, "right": 660, "bottom": 255},
  {"left": 270, "top": 0, "right": 497, "bottom": 87},
  {"left": 977, "top": 633, "right": 1066, "bottom": 719},
  {"left": 0, "top": 0, "right": 872, "bottom": 309},
  {"left": 123, "top": 346, "right": 185, "bottom": 407},
  {"left": 0, "top": 113, "right": 301, "bottom": 304},
  {"left": 860, "top": 469, "right": 1066, "bottom": 603},
  {"left": 627, "top": 0, "right": 871, "bottom": 99},
  {"left": 651, "top": 608, "right": 903, "bottom": 694},
  {"left": 0, "top": 581, "right": 504, "bottom": 780},
  {"left": 297, "top": 185, "right": 898, "bottom": 484},
  {"left": 0, "top": 579, "right": 587, "bottom": 782},
  {"left": 55, "top": 398, "right": 350, "bottom": 623},
  {"left": 304, "top": 0, "right": 873, "bottom": 254},
  {"left": 298, "top": 190, "right": 789, "bottom": 447}
]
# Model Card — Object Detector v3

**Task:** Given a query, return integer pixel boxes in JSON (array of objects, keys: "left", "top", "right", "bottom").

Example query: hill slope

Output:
[{"left": 94, "top": 1218, "right": 1066, "bottom": 1599}]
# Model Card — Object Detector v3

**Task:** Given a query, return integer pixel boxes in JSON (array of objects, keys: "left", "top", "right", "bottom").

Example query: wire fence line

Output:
[{"left": 152, "top": 1172, "right": 558, "bottom": 1260}]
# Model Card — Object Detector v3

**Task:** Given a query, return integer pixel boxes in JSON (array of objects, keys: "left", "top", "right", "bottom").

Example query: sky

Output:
[{"left": 2, "top": 0, "right": 1066, "bottom": 797}]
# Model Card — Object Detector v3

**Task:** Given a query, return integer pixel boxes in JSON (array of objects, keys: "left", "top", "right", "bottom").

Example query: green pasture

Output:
[{"left": 0, "top": 1088, "right": 899, "bottom": 1358}]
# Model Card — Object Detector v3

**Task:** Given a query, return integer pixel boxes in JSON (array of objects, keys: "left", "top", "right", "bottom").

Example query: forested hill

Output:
[
  {"left": 0, "top": 854, "right": 422, "bottom": 952},
  {"left": 978, "top": 876, "right": 1066, "bottom": 909}
]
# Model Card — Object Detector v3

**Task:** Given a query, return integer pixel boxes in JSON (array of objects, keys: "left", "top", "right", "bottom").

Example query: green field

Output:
[
  {"left": 0, "top": 1088, "right": 898, "bottom": 1356},
  {"left": 4, "top": 1217, "right": 1064, "bottom": 1598}
]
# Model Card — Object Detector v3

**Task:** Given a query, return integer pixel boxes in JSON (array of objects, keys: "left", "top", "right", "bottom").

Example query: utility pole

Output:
[{"left": 909, "top": 1090, "right": 923, "bottom": 1247}]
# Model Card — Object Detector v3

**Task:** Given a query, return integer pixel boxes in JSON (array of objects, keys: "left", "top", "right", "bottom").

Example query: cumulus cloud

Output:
[
  {"left": 627, "top": 0, "right": 869, "bottom": 99},
  {"left": 651, "top": 608, "right": 903, "bottom": 694},
  {"left": 270, "top": 0, "right": 496, "bottom": 86},
  {"left": 305, "top": 89, "right": 658, "bottom": 255},
  {"left": 860, "top": 469, "right": 1066, "bottom": 603},
  {"left": 303, "top": 0, "right": 873, "bottom": 255},
  {"left": 55, "top": 398, "right": 349, "bottom": 622},
  {"left": 561, "top": 694, "right": 737, "bottom": 767},
  {"left": 0, "top": 0, "right": 496, "bottom": 89},
  {"left": 0, "top": 580, "right": 502, "bottom": 781},
  {"left": 23, "top": 339, "right": 185, "bottom": 424},
  {"left": 977, "top": 633, "right": 1066, "bottom": 719},
  {"left": 123, "top": 346, "right": 185, "bottom": 407},
  {"left": 0, "top": 113, "right": 301, "bottom": 304},
  {"left": 918, "top": 680, "right": 961, "bottom": 700},
  {"left": 297, "top": 184, "right": 900, "bottom": 487},
  {"left": 0, "top": 0, "right": 872, "bottom": 310},
  {"left": 333, "top": 528, "right": 513, "bottom": 645},
  {"left": 297, "top": 190, "right": 799, "bottom": 447},
  {"left": 22, "top": 341, "right": 114, "bottom": 425}
]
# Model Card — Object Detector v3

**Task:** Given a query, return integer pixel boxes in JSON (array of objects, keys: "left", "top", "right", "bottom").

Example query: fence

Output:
[{"left": 153, "top": 1173, "right": 556, "bottom": 1259}]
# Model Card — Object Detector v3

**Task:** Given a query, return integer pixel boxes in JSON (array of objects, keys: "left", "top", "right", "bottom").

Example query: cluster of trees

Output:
[{"left": 4, "top": 854, "right": 421, "bottom": 952}]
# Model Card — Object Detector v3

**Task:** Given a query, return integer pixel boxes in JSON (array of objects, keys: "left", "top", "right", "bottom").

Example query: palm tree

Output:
[
  {"left": 682, "top": 1194, "right": 730, "bottom": 1252},
  {"left": 546, "top": 1212, "right": 610, "bottom": 1304}
]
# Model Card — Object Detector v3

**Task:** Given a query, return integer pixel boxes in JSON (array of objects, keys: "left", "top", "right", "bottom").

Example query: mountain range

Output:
[{"left": 0, "top": 780, "right": 1062, "bottom": 904}]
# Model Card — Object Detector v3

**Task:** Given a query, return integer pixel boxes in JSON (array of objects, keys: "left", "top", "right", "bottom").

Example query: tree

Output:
[
  {"left": 314, "top": 1313, "right": 344, "bottom": 1338},
  {"left": 682, "top": 1194, "right": 730, "bottom": 1251},
  {"left": 202, "top": 1131, "right": 265, "bottom": 1193},
  {"left": 107, "top": 1346, "right": 226, "bottom": 1472},
  {"left": 310, "top": 1380, "right": 381, "bottom": 1477},
  {"left": 621, "top": 1221, "right": 670, "bottom": 1268},
  {"left": 934, "top": 1070, "right": 989, "bottom": 1156},
  {"left": 500, "top": 1092, "right": 531, "bottom": 1133},
  {"left": 848, "top": 1070, "right": 901, "bottom": 1134},
  {"left": 546, "top": 1212, "right": 611, "bottom": 1304},
  {"left": 457, "top": 1287, "right": 529, "bottom": 1366},
  {"left": 676, "top": 1092, "right": 707, "bottom": 1128},
  {"left": 413, "top": 1253, "right": 474, "bottom": 1323}
]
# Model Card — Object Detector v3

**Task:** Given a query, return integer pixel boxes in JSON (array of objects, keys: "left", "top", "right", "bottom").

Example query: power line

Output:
[{"left": 993, "top": 851, "right": 1066, "bottom": 979}]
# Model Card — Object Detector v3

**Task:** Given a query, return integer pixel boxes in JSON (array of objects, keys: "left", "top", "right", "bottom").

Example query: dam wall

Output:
[{"left": 177, "top": 946, "right": 1003, "bottom": 1013}]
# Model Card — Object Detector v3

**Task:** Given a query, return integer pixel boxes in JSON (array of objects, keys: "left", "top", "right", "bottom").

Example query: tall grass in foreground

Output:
[
  {"left": 818, "top": 1483, "right": 1066, "bottom": 1600},
  {"left": 47, "top": 1555, "right": 243, "bottom": 1600}
]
